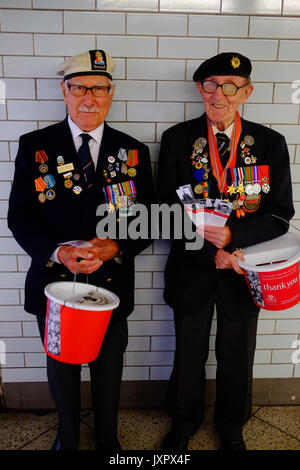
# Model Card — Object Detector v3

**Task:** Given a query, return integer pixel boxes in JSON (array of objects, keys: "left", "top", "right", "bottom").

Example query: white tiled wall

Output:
[{"left": 0, "top": 1, "right": 300, "bottom": 386}]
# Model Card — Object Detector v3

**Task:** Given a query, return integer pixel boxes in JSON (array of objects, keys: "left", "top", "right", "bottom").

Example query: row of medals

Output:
[
  {"left": 103, "top": 149, "right": 137, "bottom": 184},
  {"left": 37, "top": 156, "right": 82, "bottom": 203},
  {"left": 191, "top": 134, "right": 270, "bottom": 210}
]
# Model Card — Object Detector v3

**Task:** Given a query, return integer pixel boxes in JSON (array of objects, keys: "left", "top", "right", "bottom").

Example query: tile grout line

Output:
[{"left": 17, "top": 422, "right": 58, "bottom": 450}]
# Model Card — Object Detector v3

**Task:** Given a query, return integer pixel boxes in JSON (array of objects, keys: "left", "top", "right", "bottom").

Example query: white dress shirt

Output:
[{"left": 50, "top": 116, "right": 104, "bottom": 263}]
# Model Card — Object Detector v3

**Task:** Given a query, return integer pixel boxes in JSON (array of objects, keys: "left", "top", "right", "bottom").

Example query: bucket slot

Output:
[{"left": 255, "top": 259, "right": 287, "bottom": 267}]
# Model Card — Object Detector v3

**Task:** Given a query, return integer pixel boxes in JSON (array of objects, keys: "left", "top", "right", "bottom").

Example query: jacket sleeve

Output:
[
  {"left": 7, "top": 135, "right": 60, "bottom": 269},
  {"left": 227, "top": 132, "right": 295, "bottom": 251}
]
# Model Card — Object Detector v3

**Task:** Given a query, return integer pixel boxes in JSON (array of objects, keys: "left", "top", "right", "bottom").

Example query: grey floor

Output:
[{"left": 0, "top": 405, "right": 299, "bottom": 451}]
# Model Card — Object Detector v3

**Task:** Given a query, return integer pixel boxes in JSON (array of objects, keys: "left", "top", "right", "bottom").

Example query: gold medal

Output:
[
  {"left": 232, "top": 199, "right": 239, "bottom": 210},
  {"left": 194, "top": 183, "right": 203, "bottom": 194},
  {"left": 128, "top": 168, "right": 136, "bottom": 177},
  {"left": 64, "top": 179, "right": 73, "bottom": 189}
]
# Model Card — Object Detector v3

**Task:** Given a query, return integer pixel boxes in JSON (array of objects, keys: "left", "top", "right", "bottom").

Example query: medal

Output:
[
  {"left": 262, "top": 183, "right": 270, "bottom": 193},
  {"left": 38, "top": 193, "right": 46, "bottom": 203},
  {"left": 73, "top": 173, "right": 80, "bottom": 181},
  {"left": 73, "top": 185, "right": 82, "bottom": 194},
  {"left": 46, "top": 189, "right": 55, "bottom": 200},
  {"left": 64, "top": 179, "right": 73, "bottom": 189},
  {"left": 245, "top": 183, "right": 253, "bottom": 195},
  {"left": 252, "top": 182, "right": 261, "bottom": 194},
  {"left": 128, "top": 168, "right": 136, "bottom": 177},
  {"left": 108, "top": 156, "right": 115, "bottom": 163},
  {"left": 39, "top": 163, "right": 48, "bottom": 173},
  {"left": 117, "top": 148, "right": 128, "bottom": 162},
  {"left": 57, "top": 155, "right": 64, "bottom": 165},
  {"left": 121, "top": 163, "right": 128, "bottom": 174},
  {"left": 244, "top": 135, "right": 254, "bottom": 146},
  {"left": 194, "top": 183, "right": 203, "bottom": 194}
]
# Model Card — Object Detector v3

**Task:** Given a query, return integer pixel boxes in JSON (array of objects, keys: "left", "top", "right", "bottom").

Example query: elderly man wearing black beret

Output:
[{"left": 157, "top": 52, "right": 294, "bottom": 451}]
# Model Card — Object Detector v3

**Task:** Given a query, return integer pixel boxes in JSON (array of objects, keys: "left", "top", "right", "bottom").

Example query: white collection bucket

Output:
[{"left": 237, "top": 232, "right": 300, "bottom": 310}]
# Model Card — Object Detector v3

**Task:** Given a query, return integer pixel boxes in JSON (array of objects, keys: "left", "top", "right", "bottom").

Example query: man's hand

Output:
[
  {"left": 57, "top": 245, "right": 103, "bottom": 274},
  {"left": 88, "top": 237, "right": 121, "bottom": 262},
  {"left": 214, "top": 248, "right": 244, "bottom": 274},
  {"left": 197, "top": 224, "right": 233, "bottom": 249}
]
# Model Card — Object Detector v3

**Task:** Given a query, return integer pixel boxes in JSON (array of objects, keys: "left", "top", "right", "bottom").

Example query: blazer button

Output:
[
  {"left": 60, "top": 274, "right": 67, "bottom": 278},
  {"left": 106, "top": 278, "right": 112, "bottom": 282}
]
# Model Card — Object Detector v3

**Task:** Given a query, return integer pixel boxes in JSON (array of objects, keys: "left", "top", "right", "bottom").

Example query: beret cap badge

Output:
[{"left": 231, "top": 57, "right": 241, "bottom": 69}]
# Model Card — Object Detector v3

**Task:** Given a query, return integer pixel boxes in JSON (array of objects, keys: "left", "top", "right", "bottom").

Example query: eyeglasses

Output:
[
  {"left": 66, "top": 83, "right": 112, "bottom": 97},
  {"left": 200, "top": 80, "right": 250, "bottom": 96}
]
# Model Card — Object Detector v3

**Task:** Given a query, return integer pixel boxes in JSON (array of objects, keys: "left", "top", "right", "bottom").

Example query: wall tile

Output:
[
  {"left": 126, "top": 351, "right": 173, "bottom": 366},
  {"left": 283, "top": 0, "right": 300, "bottom": 15},
  {"left": 279, "top": 40, "right": 300, "bottom": 61},
  {"left": 0, "top": 142, "right": 9, "bottom": 161},
  {"left": 272, "top": 126, "right": 300, "bottom": 144},
  {"left": 97, "top": 35, "right": 157, "bottom": 58},
  {"left": 7, "top": 100, "right": 65, "bottom": 121},
  {"left": 0, "top": 255, "right": 17, "bottom": 271},
  {"left": 150, "top": 366, "right": 172, "bottom": 380},
  {"left": 109, "top": 122, "right": 155, "bottom": 142},
  {"left": 122, "top": 366, "right": 149, "bottom": 381},
  {"left": 0, "top": 289, "right": 19, "bottom": 305},
  {"left": 0, "top": 10, "right": 63, "bottom": 33},
  {"left": 127, "top": 336, "right": 150, "bottom": 351},
  {"left": 251, "top": 61, "right": 300, "bottom": 83},
  {"left": 159, "top": 37, "right": 217, "bottom": 59},
  {"left": 189, "top": 14, "right": 248, "bottom": 37},
  {"left": 64, "top": 11, "right": 125, "bottom": 34},
  {"left": 243, "top": 104, "right": 299, "bottom": 125},
  {"left": 127, "top": 102, "right": 184, "bottom": 123},
  {"left": 36, "top": 79, "right": 62, "bottom": 100},
  {"left": 253, "top": 364, "right": 293, "bottom": 378},
  {"left": 275, "top": 319, "right": 300, "bottom": 333},
  {"left": 219, "top": 39, "right": 278, "bottom": 60},
  {"left": 33, "top": 0, "right": 95, "bottom": 9},
  {"left": 157, "top": 81, "right": 200, "bottom": 102},
  {"left": 127, "top": 13, "right": 187, "bottom": 36},
  {"left": 160, "top": 0, "right": 220, "bottom": 13},
  {"left": 222, "top": 0, "right": 281, "bottom": 15},
  {"left": 127, "top": 59, "right": 185, "bottom": 80},
  {"left": 247, "top": 83, "right": 273, "bottom": 103},
  {"left": 0, "top": 33, "right": 33, "bottom": 55},
  {"left": 1, "top": 367, "right": 47, "bottom": 382},
  {"left": 0, "top": 321, "right": 22, "bottom": 336},
  {"left": 0, "top": 0, "right": 31, "bottom": 6},
  {"left": 274, "top": 83, "right": 297, "bottom": 104},
  {"left": 250, "top": 17, "right": 300, "bottom": 39},
  {"left": 98, "top": 0, "right": 158, "bottom": 11},
  {"left": 114, "top": 80, "right": 155, "bottom": 101},
  {"left": 3, "top": 56, "right": 63, "bottom": 78},
  {"left": 3, "top": 79, "right": 35, "bottom": 99},
  {"left": 34, "top": 34, "right": 95, "bottom": 56}
]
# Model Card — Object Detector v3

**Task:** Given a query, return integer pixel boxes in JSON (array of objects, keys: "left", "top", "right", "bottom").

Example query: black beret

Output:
[{"left": 193, "top": 52, "right": 252, "bottom": 82}]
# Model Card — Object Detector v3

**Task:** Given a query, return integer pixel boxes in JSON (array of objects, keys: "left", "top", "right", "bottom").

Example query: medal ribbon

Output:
[
  {"left": 127, "top": 150, "right": 138, "bottom": 167},
  {"left": 207, "top": 112, "right": 242, "bottom": 194}
]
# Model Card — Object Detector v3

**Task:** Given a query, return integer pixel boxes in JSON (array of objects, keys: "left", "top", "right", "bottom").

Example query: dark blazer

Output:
[
  {"left": 8, "top": 118, "right": 155, "bottom": 318},
  {"left": 156, "top": 113, "right": 294, "bottom": 320}
]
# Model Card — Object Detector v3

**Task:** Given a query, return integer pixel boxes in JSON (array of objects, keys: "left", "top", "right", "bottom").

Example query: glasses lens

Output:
[
  {"left": 92, "top": 86, "right": 110, "bottom": 97},
  {"left": 202, "top": 81, "right": 217, "bottom": 93},
  {"left": 222, "top": 83, "right": 238, "bottom": 96},
  {"left": 69, "top": 84, "right": 86, "bottom": 96}
]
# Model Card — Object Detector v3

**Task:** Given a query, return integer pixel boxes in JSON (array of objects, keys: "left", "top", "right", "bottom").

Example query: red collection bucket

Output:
[
  {"left": 44, "top": 282, "right": 120, "bottom": 364},
  {"left": 238, "top": 232, "right": 300, "bottom": 311}
]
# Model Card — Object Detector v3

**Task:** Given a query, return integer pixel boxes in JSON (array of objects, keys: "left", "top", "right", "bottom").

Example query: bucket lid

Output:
[
  {"left": 237, "top": 232, "right": 300, "bottom": 272},
  {"left": 44, "top": 282, "right": 120, "bottom": 311}
]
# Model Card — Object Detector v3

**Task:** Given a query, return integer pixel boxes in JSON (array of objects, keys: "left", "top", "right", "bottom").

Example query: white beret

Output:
[{"left": 57, "top": 50, "right": 115, "bottom": 81}]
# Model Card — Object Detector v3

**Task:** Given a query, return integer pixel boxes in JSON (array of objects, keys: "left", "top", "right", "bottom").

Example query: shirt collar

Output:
[
  {"left": 211, "top": 121, "right": 234, "bottom": 140},
  {"left": 67, "top": 115, "right": 104, "bottom": 144}
]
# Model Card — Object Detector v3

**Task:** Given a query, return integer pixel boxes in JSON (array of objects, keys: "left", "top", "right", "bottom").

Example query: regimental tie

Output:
[
  {"left": 216, "top": 132, "right": 230, "bottom": 169},
  {"left": 78, "top": 133, "right": 95, "bottom": 188}
]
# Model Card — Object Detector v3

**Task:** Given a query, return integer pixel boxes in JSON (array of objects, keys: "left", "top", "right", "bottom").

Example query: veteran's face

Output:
[
  {"left": 196, "top": 75, "right": 253, "bottom": 131},
  {"left": 61, "top": 75, "right": 114, "bottom": 132}
]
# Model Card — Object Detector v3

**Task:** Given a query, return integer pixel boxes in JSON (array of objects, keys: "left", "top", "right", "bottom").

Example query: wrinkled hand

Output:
[
  {"left": 197, "top": 224, "right": 233, "bottom": 249},
  {"left": 88, "top": 237, "right": 120, "bottom": 262},
  {"left": 214, "top": 248, "right": 244, "bottom": 274},
  {"left": 57, "top": 245, "right": 103, "bottom": 274}
]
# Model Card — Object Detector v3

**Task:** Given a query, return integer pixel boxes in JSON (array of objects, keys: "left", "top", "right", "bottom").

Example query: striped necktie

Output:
[
  {"left": 78, "top": 133, "right": 95, "bottom": 188},
  {"left": 216, "top": 132, "right": 230, "bottom": 168}
]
